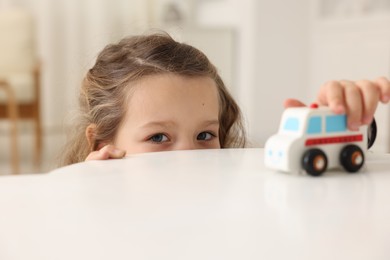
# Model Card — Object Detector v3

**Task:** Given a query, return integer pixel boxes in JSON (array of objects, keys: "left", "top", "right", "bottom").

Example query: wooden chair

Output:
[{"left": 0, "top": 9, "right": 42, "bottom": 174}]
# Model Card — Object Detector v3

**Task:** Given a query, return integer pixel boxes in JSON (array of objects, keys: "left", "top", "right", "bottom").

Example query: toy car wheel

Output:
[
  {"left": 340, "top": 145, "right": 364, "bottom": 173},
  {"left": 367, "top": 118, "right": 377, "bottom": 149},
  {"left": 302, "top": 149, "right": 328, "bottom": 176}
]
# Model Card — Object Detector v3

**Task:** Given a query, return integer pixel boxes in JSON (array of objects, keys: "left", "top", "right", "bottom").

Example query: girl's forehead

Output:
[
  {"left": 130, "top": 74, "right": 219, "bottom": 99},
  {"left": 134, "top": 73, "right": 216, "bottom": 86},
  {"left": 125, "top": 74, "right": 220, "bottom": 118}
]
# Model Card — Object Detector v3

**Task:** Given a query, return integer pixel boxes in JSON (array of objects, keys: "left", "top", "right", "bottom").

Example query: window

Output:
[
  {"left": 283, "top": 117, "right": 299, "bottom": 132},
  {"left": 307, "top": 116, "right": 322, "bottom": 134},
  {"left": 326, "top": 115, "right": 347, "bottom": 132}
]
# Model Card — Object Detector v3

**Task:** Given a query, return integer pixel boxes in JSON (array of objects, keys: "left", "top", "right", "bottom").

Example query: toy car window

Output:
[
  {"left": 326, "top": 115, "right": 347, "bottom": 133},
  {"left": 307, "top": 116, "right": 322, "bottom": 134},
  {"left": 283, "top": 117, "right": 299, "bottom": 131}
]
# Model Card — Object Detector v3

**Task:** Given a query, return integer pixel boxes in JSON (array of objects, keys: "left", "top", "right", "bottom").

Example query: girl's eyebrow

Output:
[
  {"left": 140, "top": 119, "right": 219, "bottom": 129},
  {"left": 140, "top": 121, "right": 176, "bottom": 129},
  {"left": 202, "top": 119, "right": 220, "bottom": 127}
]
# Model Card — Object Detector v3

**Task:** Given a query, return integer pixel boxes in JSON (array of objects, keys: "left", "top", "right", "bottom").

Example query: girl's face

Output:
[{"left": 114, "top": 74, "right": 221, "bottom": 155}]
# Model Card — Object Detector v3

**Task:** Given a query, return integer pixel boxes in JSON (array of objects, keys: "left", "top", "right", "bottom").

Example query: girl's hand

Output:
[
  {"left": 284, "top": 77, "right": 390, "bottom": 130},
  {"left": 85, "top": 144, "right": 126, "bottom": 161}
]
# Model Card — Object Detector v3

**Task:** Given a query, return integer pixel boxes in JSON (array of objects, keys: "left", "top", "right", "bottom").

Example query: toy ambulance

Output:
[{"left": 264, "top": 104, "right": 371, "bottom": 176}]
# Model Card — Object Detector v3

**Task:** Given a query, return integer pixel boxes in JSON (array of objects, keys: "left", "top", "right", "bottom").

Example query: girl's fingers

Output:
[
  {"left": 318, "top": 81, "right": 346, "bottom": 114},
  {"left": 340, "top": 80, "right": 363, "bottom": 130},
  {"left": 289, "top": 77, "right": 388, "bottom": 131},
  {"left": 355, "top": 80, "right": 380, "bottom": 124},
  {"left": 85, "top": 144, "right": 126, "bottom": 161},
  {"left": 283, "top": 98, "right": 306, "bottom": 108},
  {"left": 375, "top": 76, "right": 390, "bottom": 103}
]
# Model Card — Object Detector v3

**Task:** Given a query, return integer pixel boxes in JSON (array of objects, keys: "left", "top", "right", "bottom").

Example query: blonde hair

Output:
[{"left": 60, "top": 32, "right": 246, "bottom": 166}]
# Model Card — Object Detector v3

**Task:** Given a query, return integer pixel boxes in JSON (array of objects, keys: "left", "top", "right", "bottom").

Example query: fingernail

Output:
[
  {"left": 382, "top": 95, "right": 390, "bottom": 103},
  {"left": 334, "top": 104, "right": 345, "bottom": 114},
  {"left": 349, "top": 122, "right": 360, "bottom": 131}
]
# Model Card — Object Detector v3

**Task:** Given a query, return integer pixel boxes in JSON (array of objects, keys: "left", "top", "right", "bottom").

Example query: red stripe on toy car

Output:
[{"left": 305, "top": 135, "right": 363, "bottom": 146}]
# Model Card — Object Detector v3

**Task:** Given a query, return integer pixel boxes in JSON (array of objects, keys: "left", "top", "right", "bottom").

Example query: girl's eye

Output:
[
  {"left": 149, "top": 134, "right": 169, "bottom": 143},
  {"left": 197, "top": 132, "right": 214, "bottom": 141}
]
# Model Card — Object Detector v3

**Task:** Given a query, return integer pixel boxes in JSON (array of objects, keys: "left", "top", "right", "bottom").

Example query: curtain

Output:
[{"left": 2, "top": 0, "right": 150, "bottom": 129}]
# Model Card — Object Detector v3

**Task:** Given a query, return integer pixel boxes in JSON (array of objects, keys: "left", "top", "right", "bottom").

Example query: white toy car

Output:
[{"left": 264, "top": 104, "right": 376, "bottom": 176}]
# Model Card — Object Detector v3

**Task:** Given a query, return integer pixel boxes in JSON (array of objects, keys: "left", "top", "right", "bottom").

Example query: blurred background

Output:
[{"left": 0, "top": 0, "right": 389, "bottom": 174}]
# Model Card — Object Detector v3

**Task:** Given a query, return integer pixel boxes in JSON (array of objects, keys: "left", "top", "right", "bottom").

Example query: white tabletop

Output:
[{"left": 0, "top": 148, "right": 390, "bottom": 260}]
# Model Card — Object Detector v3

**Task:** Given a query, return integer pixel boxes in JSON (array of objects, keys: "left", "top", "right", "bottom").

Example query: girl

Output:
[{"left": 60, "top": 32, "right": 390, "bottom": 165}]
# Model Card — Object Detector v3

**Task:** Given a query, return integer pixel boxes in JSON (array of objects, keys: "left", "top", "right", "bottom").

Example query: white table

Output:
[{"left": 0, "top": 148, "right": 390, "bottom": 260}]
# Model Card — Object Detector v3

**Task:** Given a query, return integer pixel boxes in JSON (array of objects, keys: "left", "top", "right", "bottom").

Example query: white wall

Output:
[{"left": 251, "top": 0, "right": 310, "bottom": 146}]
